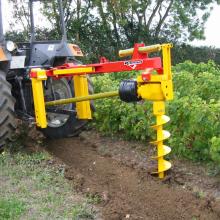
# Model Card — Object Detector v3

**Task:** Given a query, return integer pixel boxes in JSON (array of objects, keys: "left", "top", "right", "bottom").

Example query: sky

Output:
[
  {"left": 192, "top": 4, "right": 220, "bottom": 48},
  {"left": 2, "top": 1, "right": 220, "bottom": 48}
]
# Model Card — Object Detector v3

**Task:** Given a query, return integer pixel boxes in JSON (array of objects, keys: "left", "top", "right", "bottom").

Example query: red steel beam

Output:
[{"left": 30, "top": 43, "right": 163, "bottom": 78}]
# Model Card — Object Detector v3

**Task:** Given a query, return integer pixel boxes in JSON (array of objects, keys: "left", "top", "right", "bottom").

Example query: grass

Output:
[
  {"left": 0, "top": 197, "right": 26, "bottom": 220},
  {"left": 0, "top": 150, "right": 97, "bottom": 219},
  {"left": 86, "top": 193, "right": 102, "bottom": 205},
  {"left": 71, "top": 204, "right": 95, "bottom": 220}
]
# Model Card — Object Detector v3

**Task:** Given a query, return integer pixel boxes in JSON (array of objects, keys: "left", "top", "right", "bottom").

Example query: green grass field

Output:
[{"left": 0, "top": 151, "right": 96, "bottom": 220}]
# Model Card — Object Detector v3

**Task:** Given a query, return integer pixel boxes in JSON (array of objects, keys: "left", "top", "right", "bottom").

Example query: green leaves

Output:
[
  {"left": 210, "top": 137, "right": 220, "bottom": 164},
  {"left": 168, "top": 61, "right": 220, "bottom": 162},
  {"left": 92, "top": 61, "right": 220, "bottom": 164}
]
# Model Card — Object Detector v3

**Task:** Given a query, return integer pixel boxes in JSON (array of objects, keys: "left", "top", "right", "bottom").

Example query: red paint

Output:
[{"left": 30, "top": 43, "right": 164, "bottom": 78}]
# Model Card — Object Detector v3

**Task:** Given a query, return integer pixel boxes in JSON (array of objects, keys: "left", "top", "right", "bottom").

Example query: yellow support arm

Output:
[
  {"left": 73, "top": 75, "right": 92, "bottom": 119},
  {"left": 31, "top": 69, "right": 47, "bottom": 128}
]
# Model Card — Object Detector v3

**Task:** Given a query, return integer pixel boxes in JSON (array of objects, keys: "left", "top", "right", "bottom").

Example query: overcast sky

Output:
[
  {"left": 192, "top": 4, "right": 220, "bottom": 47},
  {"left": 2, "top": 1, "right": 220, "bottom": 48}
]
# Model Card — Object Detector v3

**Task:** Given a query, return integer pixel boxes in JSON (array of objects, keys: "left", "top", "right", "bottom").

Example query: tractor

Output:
[{"left": 0, "top": 0, "right": 94, "bottom": 148}]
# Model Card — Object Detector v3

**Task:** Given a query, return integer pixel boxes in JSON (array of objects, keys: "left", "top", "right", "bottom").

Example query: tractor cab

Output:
[
  {"left": 18, "top": 40, "right": 83, "bottom": 68},
  {"left": 10, "top": 0, "right": 83, "bottom": 69}
]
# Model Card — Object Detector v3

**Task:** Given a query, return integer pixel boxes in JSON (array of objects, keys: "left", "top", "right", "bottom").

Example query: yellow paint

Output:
[
  {"left": 54, "top": 67, "right": 94, "bottom": 75},
  {"left": 162, "top": 44, "right": 172, "bottom": 80},
  {"left": 153, "top": 101, "right": 165, "bottom": 115},
  {"left": 31, "top": 69, "right": 47, "bottom": 128},
  {"left": 137, "top": 44, "right": 173, "bottom": 101},
  {"left": 118, "top": 48, "right": 134, "bottom": 58},
  {"left": 73, "top": 75, "right": 92, "bottom": 119},
  {"left": 45, "top": 91, "right": 118, "bottom": 106},
  {"left": 119, "top": 44, "right": 162, "bottom": 57},
  {"left": 150, "top": 101, "right": 171, "bottom": 179},
  {"left": 135, "top": 43, "right": 173, "bottom": 179},
  {"left": 138, "top": 44, "right": 161, "bottom": 53},
  {"left": 137, "top": 84, "right": 164, "bottom": 101}
]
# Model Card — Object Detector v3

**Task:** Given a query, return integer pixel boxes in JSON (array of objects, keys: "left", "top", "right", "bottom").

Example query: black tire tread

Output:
[
  {"left": 0, "top": 70, "right": 16, "bottom": 148},
  {"left": 41, "top": 77, "right": 94, "bottom": 139}
]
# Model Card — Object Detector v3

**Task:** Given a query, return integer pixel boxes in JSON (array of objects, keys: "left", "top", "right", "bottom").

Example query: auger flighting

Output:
[{"left": 151, "top": 102, "right": 171, "bottom": 178}]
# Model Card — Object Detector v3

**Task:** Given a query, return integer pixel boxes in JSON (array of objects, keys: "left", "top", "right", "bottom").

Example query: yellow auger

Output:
[
  {"left": 118, "top": 43, "right": 173, "bottom": 178},
  {"left": 136, "top": 44, "right": 173, "bottom": 178}
]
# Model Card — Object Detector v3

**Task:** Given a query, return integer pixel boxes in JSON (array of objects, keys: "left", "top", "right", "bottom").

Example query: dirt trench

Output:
[{"left": 46, "top": 133, "right": 220, "bottom": 220}]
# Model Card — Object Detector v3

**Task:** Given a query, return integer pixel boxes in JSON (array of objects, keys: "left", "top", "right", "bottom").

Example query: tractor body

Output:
[{"left": 0, "top": 0, "right": 91, "bottom": 146}]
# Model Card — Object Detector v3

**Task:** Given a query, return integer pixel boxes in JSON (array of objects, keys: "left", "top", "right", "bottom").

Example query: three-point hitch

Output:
[{"left": 30, "top": 43, "right": 174, "bottom": 179}]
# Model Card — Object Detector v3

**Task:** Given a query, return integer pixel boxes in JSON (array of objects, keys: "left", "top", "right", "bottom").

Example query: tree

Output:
[{"left": 6, "top": 0, "right": 220, "bottom": 62}]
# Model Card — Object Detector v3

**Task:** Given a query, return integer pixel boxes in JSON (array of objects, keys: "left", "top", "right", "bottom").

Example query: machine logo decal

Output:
[{"left": 124, "top": 60, "right": 143, "bottom": 69}]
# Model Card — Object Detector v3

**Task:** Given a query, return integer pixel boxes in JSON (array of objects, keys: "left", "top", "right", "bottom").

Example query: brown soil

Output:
[{"left": 46, "top": 131, "right": 220, "bottom": 220}]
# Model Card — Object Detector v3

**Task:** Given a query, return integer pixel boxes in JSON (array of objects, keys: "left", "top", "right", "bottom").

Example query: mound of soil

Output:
[{"left": 46, "top": 132, "right": 220, "bottom": 220}]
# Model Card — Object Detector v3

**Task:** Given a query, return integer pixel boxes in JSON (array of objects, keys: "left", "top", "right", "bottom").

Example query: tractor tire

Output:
[
  {"left": 0, "top": 70, "right": 16, "bottom": 149},
  {"left": 40, "top": 77, "right": 95, "bottom": 139}
]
